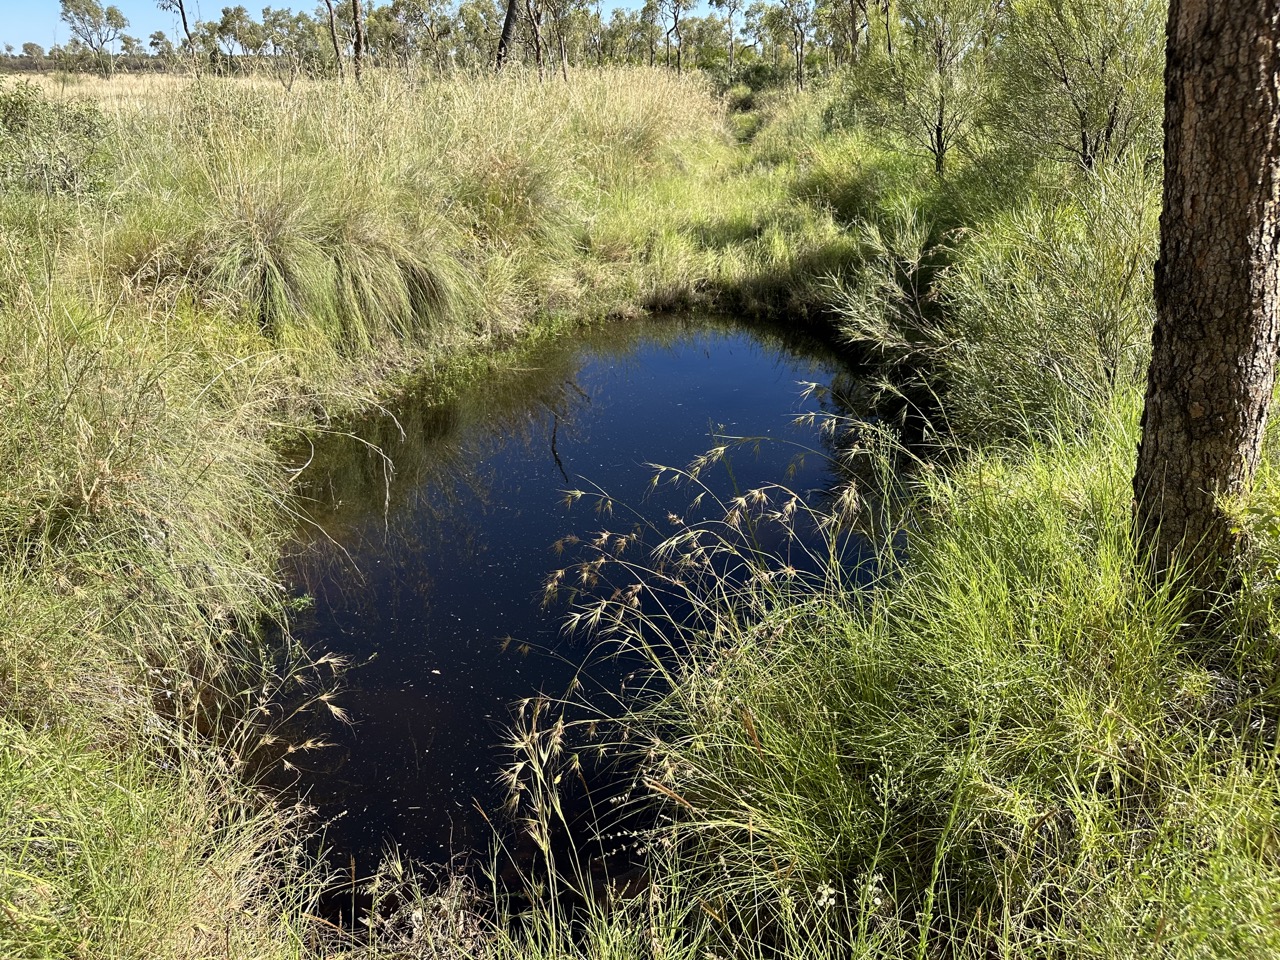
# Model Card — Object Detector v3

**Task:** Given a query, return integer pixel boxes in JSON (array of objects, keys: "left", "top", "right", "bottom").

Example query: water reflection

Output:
[{"left": 281, "top": 316, "right": 853, "bottom": 873}]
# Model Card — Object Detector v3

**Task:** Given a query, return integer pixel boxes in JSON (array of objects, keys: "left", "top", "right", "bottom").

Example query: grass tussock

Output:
[
  {"left": 4, "top": 56, "right": 1280, "bottom": 960},
  {"left": 20, "top": 70, "right": 724, "bottom": 381},
  {"left": 488, "top": 394, "right": 1280, "bottom": 960},
  {"left": 0, "top": 289, "right": 334, "bottom": 958},
  {"left": 0, "top": 69, "right": 729, "bottom": 959}
]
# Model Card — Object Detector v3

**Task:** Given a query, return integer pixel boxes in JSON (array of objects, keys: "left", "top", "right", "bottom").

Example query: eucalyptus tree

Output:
[
  {"left": 543, "top": 0, "right": 587, "bottom": 79},
  {"left": 780, "top": 0, "right": 814, "bottom": 88},
  {"left": 815, "top": 0, "right": 868, "bottom": 65},
  {"left": 638, "top": 2, "right": 662, "bottom": 65},
  {"left": 156, "top": 0, "right": 194, "bottom": 46},
  {"left": 744, "top": 1, "right": 786, "bottom": 69},
  {"left": 1134, "top": 0, "right": 1280, "bottom": 591},
  {"left": 366, "top": 0, "right": 427, "bottom": 68},
  {"left": 994, "top": 0, "right": 1163, "bottom": 169},
  {"left": 496, "top": 0, "right": 520, "bottom": 66},
  {"left": 710, "top": 0, "right": 743, "bottom": 69},
  {"left": 455, "top": 0, "right": 500, "bottom": 69},
  {"left": 524, "top": 0, "right": 548, "bottom": 77},
  {"left": 21, "top": 42, "right": 45, "bottom": 65},
  {"left": 119, "top": 33, "right": 143, "bottom": 68},
  {"left": 319, "top": 0, "right": 347, "bottom": 78},
  {"left": 654, "top": 0, "right": 695, "bottom": 72},
  {"left": 584, "top": 0, "right": 606, "bottom": 66},
  {"left": 261, "top": 8, "right": 317, "bottom": 86},
  {"left": 216, "top": 5, "right": 260, "bottom": 67},
  {"left": 603, "top": 7, "right": 658, "bottom": 64},
  {"left": 60, "top": 0, "right": 129, "bottom": 73},
  {"left": 351, "top": 0, "right": 367, "bottom": 81},
  {"left": 148, "top": 29, "right": 174, "bottom": 61},
  {"left": 681, "top": 13, "right": 729, "bottom": 68}
]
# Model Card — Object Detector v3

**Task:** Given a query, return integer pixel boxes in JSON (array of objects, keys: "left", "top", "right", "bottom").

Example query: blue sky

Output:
[
  {"left": 1, "top": 0, "right": 644, "bottom": 52},
  {"left": 3, "top": 0, "right": 204, "bottom": 51}
]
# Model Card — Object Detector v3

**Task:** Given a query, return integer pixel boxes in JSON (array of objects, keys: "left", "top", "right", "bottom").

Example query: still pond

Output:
[{"left": 282, "top": 317, "right": 853, "bottom": 874}]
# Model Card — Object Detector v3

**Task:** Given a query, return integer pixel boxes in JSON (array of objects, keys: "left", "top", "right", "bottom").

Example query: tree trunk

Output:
[
  {"left": 1133, "top": 0, "right": 1280, "bottom": 588},
  {"left": 847, "top": 0, "right": 859, "bottom": 61},
  {"left": 796, "top": 31, "right": 804, "bottom": 90},
  {"left": 351, "top": 0, "right": 365, "bottom": 82},
  {"left": 175, "top": 0, "right": 193, "bottom": 47},
  {"left": 525, "top": 0, "right": 545, "bottom": 80},
  {"left": 496, "top": 0, "right": 519, "bottom": 69},
  {"left": 322, "top": 0, "right": 345, "bottom": 80},
  {"left": 933, "top": 91, "right": 946, "bottom": 174}
]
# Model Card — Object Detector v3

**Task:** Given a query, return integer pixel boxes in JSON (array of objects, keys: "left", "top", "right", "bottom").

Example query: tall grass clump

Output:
[
  {"left": 0, "top": 110, "right": 343, "bottom": 949},
  {"left": 509, "top": 394, "right": 1280, "bottom": 959},
  {"left": 79, "top": 71, "right": 723, "bottom": 381},
  {"left": 0, "top": 289, "right": 330, "bottom": 958},
  {"left": 0, "top": 297, "right": 283, "bottom": 726},
  {"left": 0, "top": 719, "right": 318, "bottom": 959}
]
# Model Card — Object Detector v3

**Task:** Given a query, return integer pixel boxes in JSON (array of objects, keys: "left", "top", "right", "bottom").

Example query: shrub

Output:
[
  {"left": 834, "top": 159, "right": 1158, "bottom": 444},
  {"left": 937, "top": 159, "right": 1159, "bottom": 439},
  {"left": 0, "top": 80, "right": 110, "bottom": 195}
]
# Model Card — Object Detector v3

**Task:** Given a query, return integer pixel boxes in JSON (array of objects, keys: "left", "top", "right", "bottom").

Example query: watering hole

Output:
[{"left": 279, "top": 317, "right": 858, "bottom": 881}]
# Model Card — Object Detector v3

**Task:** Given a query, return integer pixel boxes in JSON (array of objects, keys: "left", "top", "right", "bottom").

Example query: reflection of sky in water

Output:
[{"left": 281, "top": 319, "right": 848, "bottom": 871}]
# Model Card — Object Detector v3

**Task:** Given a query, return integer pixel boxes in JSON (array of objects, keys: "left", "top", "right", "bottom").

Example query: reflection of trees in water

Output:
[
  {"left": 285, "top": 316, "right": 851, "bottom": 607},
  {"left": 283, "top": 347, "right": 591, "bottom": 615},
  {"left": 271, "top": 316, "right": 868, "bottom": 884}
]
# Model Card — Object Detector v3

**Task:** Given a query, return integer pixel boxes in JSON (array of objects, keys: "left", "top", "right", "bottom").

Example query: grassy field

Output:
[
  {"left": 3, "top": 64, "right": 1280, "bottom": 960},
  {"left": 474, "top": 83, "right": 1280, "bottom": 960},
  {"left": 0, "top": 68, "right": 735, "bottom": 959}
]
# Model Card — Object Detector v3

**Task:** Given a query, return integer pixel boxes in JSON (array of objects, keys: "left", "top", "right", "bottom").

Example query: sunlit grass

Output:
[
  {"left": 4, "top": 62, "right": 1277, "bottom": 960},
  {"left": 474, "top": 392, "right": 1280, "bottom": 960},
  {"left": 0, "top": 69, "right": 730, "bottom": 960}
]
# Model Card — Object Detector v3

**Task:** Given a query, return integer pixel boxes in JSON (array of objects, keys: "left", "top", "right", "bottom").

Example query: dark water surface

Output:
[{"left": 282, "top": 317, "right": 849, "bottom": 874}]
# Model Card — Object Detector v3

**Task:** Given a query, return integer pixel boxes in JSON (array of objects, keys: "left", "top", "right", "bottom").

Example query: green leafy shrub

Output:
[
  {"left": 0, "top": 80, "right": 109, "bottom": 195},
  {"left": 833, "top": 160, "right": 1158, "bottom": 444},
  {"left": 991, "top": 0, "right": 1164, "bottom": 169}
]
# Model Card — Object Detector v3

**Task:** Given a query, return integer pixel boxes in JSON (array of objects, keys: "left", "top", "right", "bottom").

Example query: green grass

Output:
[
  {"left": 481, "top": 392, "right": 1280, "bottom": 960},
  {"left": 425, "top": 80, "right": 1280, "bottom": 960},
  {"left": 0, "top": 69, "right": 733, "bottom": 959},
  {"left": 0, "top": 719, "right": 318, "bottom": 959},
  {"left": 4, "top": 63, "right": 1279, "bottom": 960}
]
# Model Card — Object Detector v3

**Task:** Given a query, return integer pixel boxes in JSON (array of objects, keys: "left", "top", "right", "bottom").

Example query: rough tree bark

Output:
[
  {"left": 352, "top": 0, "right": 366, "bottom": 82},
  {"left": 496, "top": 0, "right": 520, "bottom": 69},
  {"left": 1133, "top": 0, "right": 1280, "bottom": 588}
]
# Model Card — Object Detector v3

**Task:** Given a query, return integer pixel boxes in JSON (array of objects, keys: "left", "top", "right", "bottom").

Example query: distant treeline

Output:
[{"left": 7, "top": 0, "right": 1124, "bottom": 93}]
